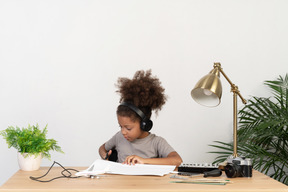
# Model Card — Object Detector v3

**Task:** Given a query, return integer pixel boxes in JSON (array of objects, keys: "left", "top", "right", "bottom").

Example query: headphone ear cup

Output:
[{"left": 141, "top": 119, "right": 153, "bottom": 132}]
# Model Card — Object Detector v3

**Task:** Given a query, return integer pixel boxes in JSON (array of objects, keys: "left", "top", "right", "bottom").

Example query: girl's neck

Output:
[{"left": 138, "top": 131, "right": 150, "bottom": 139}]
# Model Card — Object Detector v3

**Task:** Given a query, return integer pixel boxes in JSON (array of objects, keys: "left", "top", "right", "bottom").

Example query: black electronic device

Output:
[
  {"left": 203, "top": 168, "right": 222, "bottom": 177},
  {"left": 120, "top": 102, "right": 153, "bottom": 132},
  {"left": 178, "top": 163, "right": 219, "bottom": 174},
  {"left": 224, "top": 157, "right": 252, "bottom": 178}
]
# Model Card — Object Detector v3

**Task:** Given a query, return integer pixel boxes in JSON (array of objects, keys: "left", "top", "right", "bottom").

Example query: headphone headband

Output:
[{"left": 120, "top": 102, "right": 147, "bottom": 120}]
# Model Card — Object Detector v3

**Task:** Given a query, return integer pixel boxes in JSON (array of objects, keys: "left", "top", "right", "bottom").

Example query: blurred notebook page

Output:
[{"left": 76, "top": 159, "right": 176, "bottom": 177}]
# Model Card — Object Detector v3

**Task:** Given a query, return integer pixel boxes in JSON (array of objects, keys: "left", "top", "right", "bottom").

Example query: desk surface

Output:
[{"left": 0, "top": 167, "right": 287, "bottom": 192}]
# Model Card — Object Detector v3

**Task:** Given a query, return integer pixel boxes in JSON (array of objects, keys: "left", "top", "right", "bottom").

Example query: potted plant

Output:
[
  {"left": 0, "top": 124, "right": 63, "bottom": 171},
  {"left": 209, "top": 74, "right": 288, "bottom": 185}
]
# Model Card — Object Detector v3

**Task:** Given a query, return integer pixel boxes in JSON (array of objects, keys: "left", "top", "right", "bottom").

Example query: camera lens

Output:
[{"left": 225, "top": 164, "right": 242, "bottom": 178}]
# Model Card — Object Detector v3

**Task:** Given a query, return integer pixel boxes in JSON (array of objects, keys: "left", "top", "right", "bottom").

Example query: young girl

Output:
[{"left": 98, "top": 70, "right": 182, "bottom": 167}]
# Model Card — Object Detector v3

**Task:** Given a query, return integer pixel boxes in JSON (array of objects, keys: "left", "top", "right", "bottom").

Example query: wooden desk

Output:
[{"left": 0, "top": 167, "right": 287, "bottom": 192}]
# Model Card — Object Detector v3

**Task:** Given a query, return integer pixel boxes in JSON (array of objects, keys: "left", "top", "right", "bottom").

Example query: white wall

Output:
[{"left": 0, "top": 0, "right": 287, "bottom": 185}]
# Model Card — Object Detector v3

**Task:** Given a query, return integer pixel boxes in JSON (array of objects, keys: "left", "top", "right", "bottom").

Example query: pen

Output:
[{"left": 170, "top": 181, "right": 227, "bottom": 185}]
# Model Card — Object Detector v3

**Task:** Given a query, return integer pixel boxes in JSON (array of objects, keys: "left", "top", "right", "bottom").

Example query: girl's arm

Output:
[
  {"left": 123, "top": 151, "right": 183, "bottom": 167},
  {"left": 98, "top": 143, "right": 112, "bottom": 160}
]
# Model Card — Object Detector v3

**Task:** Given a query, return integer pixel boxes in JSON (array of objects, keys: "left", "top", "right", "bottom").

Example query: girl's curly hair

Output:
[{"left": 116, "top": 70, "right": 167, "bottom": 120}]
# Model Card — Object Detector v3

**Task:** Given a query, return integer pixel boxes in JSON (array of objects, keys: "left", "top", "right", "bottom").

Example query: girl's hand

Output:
[
  {"left": 123, "top": 155, "right": 144, "bottom": 165},
  {"left": 104, "top": 150, "right": 112, "bottom": 160}
]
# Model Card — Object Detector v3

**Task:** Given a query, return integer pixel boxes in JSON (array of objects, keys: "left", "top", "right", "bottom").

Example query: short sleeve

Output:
[
  {"left": 104, "top": 131, "right": 120, "bottom": 151},
  {"left": 155, "top": 136, "right": 175, "bottom": 158}
]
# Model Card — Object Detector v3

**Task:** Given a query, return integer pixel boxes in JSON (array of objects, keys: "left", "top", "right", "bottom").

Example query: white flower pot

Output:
[{"left": 17, "top": 152, "right": 42, "bottom": 171}]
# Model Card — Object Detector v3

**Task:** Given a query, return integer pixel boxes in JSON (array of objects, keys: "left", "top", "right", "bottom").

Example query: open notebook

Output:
[{"left": 76, "top": 159, "right": 176, "bottom": 177}]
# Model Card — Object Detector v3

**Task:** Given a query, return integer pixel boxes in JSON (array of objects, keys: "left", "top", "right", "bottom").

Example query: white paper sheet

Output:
[{"left": 76, "top": 159, "right": 176, "bottom": 177}]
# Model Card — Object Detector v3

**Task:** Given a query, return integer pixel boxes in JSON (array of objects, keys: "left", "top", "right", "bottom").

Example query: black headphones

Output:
[{"left": 120, "top": 102, "right": 153, "bottom": 132}]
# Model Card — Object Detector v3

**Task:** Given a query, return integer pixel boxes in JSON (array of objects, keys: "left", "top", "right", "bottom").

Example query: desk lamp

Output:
[{"left": 191, "top": 62, "right": 247, "bottom": 158}]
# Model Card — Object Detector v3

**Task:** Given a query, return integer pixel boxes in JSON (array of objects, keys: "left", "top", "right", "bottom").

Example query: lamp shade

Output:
[{"left": 191, "top": 67, "right": 222, "bottom": 107}]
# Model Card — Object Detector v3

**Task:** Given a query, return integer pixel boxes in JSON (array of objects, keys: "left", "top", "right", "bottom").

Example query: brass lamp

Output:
[{"left": 191, "top": 62, "right": 247, "bottom": 157}]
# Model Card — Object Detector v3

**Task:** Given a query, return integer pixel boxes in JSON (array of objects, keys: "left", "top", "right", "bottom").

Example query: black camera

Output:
[{"left": 224, "top": 156, "right": 252, "bottom": 178}]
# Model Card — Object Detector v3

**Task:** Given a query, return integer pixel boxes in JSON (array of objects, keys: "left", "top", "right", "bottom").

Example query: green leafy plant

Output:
[
  {"left": 209, "top": 74, "right": 288, "bottom": 185},
  {"left": 0, "top": 124, "right": 63, "bottom": 159}
]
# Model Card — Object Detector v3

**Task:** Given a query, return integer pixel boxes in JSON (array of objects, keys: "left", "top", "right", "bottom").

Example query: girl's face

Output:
[{"left": 117, "top": 115, "right": 148, "bottom": 142}]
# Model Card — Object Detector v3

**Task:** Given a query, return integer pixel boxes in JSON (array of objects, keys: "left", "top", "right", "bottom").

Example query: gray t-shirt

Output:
[{"left": 105, "top": 131, "right": 175, "bottom": 163}]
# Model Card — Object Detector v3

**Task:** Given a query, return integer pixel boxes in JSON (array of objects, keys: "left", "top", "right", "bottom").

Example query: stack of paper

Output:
[{"left": 76, "top": 159, "right": 176, "bottom": 177}]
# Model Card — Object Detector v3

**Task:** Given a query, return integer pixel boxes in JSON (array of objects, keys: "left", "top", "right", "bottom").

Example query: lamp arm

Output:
[
  {"left": 214, "top": 62, "right": 247, "bottom": 157},
  {"left": 214, "top": 63, "right": 247, "bottom": 104}
]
